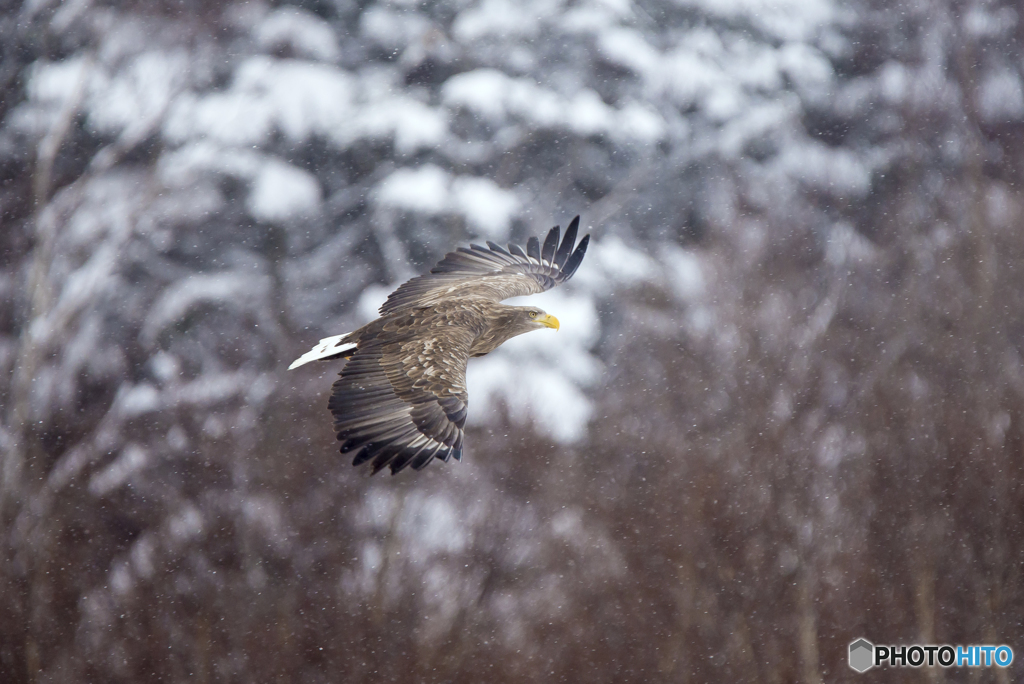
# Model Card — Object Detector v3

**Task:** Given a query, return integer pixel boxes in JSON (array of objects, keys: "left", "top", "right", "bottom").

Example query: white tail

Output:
[{"left": 288, "top": 333, "right": 357, "bottom": 370}]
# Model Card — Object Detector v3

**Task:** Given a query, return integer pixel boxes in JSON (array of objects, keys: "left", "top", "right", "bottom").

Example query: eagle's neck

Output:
[{"left": 467, "top": 302, "right": 527, "bottom": 357}]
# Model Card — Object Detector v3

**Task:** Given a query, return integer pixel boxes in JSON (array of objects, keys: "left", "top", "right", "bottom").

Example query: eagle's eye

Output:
[{"left": 528, "top": 311, "right": 538, "bottom": 318}]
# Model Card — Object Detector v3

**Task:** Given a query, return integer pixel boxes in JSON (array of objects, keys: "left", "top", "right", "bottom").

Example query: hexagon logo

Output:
[{"left": 849, "top": 638, "right": 874, "bottom": 673}]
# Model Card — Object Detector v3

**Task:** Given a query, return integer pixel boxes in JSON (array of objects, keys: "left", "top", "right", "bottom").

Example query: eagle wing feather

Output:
[
  {"left": 328, "top": 315, "right": 472, "bottom": 474},
  {"left": 379, "top": 216, "right": 589, "bottom": 314}
]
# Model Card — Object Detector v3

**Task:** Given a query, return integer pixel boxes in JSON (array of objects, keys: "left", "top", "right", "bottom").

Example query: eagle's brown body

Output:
[
  {"left": 290, "top": 217, "right": 590, "bottom": 474},
  {"left": 352, "top": 298, "right": 541, "bottom": 360}
]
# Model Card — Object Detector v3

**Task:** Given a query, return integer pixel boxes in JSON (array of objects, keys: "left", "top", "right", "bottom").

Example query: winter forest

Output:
[{"left": 2, "top": 0, "right": 1024, "bottom": 681}]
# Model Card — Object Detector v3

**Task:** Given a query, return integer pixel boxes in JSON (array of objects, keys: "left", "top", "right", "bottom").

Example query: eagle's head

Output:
[
  {"left": 504, "top": 305, "right": 560, "bottom": 337},
  {"left": 523, "top": 306, "right": 560, "bottom": 331}
]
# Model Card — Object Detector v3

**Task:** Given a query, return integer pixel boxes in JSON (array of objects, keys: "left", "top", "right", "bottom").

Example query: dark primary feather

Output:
[
  {"left": 508, "top": 243, "right": 529, "bottom": 259},
  {"left": 561, "top": 234, "right": 590, "bottom": 279},
  {"left": 527, "top": 236, "right": 541, "bottom": 261},
  {"left": 555, "top": 215, "right": 579, "bottom": 267},
  {"left": 379, "top": 217, "right": 590, "bottom": 315},
  {"left": 541, "top": 225, "right": 559, "bottom": 264},
  {"left": 486, "top": 240, "right": 511, "bottom": 256}
]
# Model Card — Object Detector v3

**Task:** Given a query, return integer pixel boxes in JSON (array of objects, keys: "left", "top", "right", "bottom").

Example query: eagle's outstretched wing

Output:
[
  {"left": 379, "top": 215, "right": 589, "bottom": 315},
  {"left": 328, "top": 315, "right": 471, "bottom": 474}
]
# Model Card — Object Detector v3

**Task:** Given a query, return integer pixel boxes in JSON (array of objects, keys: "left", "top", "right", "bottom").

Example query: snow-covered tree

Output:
[{"left": 2, "top": 0, "right": 1023, "bottom": 681}]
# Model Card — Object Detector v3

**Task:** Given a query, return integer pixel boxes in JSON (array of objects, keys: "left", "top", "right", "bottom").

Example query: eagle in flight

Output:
[{"left": 289, "top": 216, "right": 590, "bottom": 475}]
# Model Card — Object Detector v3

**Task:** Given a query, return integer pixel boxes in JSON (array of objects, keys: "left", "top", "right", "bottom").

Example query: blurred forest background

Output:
[{"left": 2, "top": 0, "right": 1024, "bottom": 681}]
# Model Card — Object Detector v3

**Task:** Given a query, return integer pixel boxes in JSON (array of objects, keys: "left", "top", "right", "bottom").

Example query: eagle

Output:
[{"left": 289, "top": 216, "right": 590, "bottom": 475}]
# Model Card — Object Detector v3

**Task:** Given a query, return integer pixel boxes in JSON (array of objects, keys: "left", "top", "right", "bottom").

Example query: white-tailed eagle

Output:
[{"left": 289, "top": 216, "right": 590, "bottom": 474}]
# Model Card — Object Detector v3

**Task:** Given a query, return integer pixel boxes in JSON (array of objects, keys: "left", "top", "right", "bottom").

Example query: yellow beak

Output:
[{"left": 539, "top": 313, "right": 560, "bottom": 330}]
